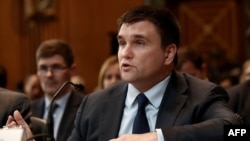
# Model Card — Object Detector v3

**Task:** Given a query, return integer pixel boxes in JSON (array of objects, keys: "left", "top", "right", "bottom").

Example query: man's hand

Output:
[
  {"left": 6, "top": 110, "right": 33, "bottom": 139},
  {"left": 110, "top": 132, "right": 158, "bottom": 141}
]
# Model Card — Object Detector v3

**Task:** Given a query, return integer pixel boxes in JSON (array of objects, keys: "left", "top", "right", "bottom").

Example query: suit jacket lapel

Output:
[
  {"left": 31, "top": 98, "right": 45, "bottom": 118},
  {"left": 99, "top": 82, "right": 128, "bottom": 140},
  {"left": 156, "top": 71, "right": 189, "bottom": 128},
  {"left": 97, "top": 71, "right": 189, "bottom": 138},
  {"left": 57, "top": 91, "right": 83, "bottom": 141}
]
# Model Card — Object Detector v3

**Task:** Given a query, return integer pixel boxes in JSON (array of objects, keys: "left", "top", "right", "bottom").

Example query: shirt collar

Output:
[
  {"left": 126, "top": 74, "right": 171, "bottom": 109},
  {"left": 45, "top": 90, "right": 72, "bottom": 110}
]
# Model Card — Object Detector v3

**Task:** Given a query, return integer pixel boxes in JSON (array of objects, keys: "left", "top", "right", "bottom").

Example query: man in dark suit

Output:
[
  {"left": 0, "top": 64, "right": 31, "bottom": 127},
  {"left": 7, "top": 5, "right": 240, "bottom": 141},
  {"left": 0, "top": 88, "right": 31, "bottom": 127},
  {"left": 226, "top": 80, "right": 250, "bottom": 124},
  {"left": 68, "top": 6, "right": 240, "bottom": 141},
  {"left": 31, "top": 39, "right": 84, "bottom": 141}
]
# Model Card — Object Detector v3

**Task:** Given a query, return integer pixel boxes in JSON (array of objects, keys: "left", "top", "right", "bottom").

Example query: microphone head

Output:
[{"left": 73, "top": 83, "right": 85, "bottom": 91}]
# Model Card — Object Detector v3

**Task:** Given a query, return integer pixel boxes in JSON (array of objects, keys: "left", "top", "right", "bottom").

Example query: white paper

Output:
[{"left": 0, "top": 127, "right": 26, "bottom": 141}]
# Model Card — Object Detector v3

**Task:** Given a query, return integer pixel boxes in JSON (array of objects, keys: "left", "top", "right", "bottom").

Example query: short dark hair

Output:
[
  {"left": 117, "top": 5, "right": 181, "bottom": 65},
  {"left": 0, "top": 65, "right": 7, "bottom": 87},
  {"left": 36, "top": 39, "right": 74, "bottom": 67}
]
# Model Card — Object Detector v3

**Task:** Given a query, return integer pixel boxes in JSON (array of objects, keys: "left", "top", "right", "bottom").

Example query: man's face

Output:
[
  {"left": 37, "top": 55, "right": 72, "bottom": 97},
  {"left": 117, "top": 20, "right": 171, "bottom": 90}
]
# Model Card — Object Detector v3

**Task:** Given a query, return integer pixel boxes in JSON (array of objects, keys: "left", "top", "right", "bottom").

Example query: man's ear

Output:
[{"left": 164, "top": 44, "right": 177, "bottom": 65}]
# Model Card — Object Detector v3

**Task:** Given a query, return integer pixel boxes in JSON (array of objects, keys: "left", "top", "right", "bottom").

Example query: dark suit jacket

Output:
[
  {"left": 68, "top": 71, "right": 240, "bottom": 141},
  {"left": 31, "top": 90, "right": 84, "bottom": 141},
  {"left": 226, "top": 80, "right": 250, "bottom": 124},
  {"left": 0, "top": 87, "right": 31, "bottom": 127}
]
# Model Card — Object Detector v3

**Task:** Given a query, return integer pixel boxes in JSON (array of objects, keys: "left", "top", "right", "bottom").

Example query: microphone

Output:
[{"left": 46, "top": 81, "right": 84, "bottom": 141}]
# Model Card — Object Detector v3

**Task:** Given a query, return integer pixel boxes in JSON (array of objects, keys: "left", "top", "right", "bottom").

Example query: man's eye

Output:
[
  {"left": 39, "top": 66, "right": 47, "bottom": 71},
  {"left": 118, "top": 41, "right": 126, "bottom": 46},
  {"left": 52, "top": 65, "right": 67, "bottom": 71},
  {"left": 52, "top": 66, "right": 61, "bottom": 70},
  {"left": 136, "top": 41, "right": 144, "bottom": 46}
]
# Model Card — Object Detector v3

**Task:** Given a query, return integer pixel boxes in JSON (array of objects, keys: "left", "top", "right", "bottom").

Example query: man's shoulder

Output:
[
  {"left": 174, "top": 71, "right": 217, "bottom": 88},
  {"left": 85, "top": 81, "right": 128, "bottom": 101},
  {"left": 174, "top": 71, "right": 226, "bottom": 98},
  {"left": 0, "top": 87, "right": 28, "bottom": 100}
]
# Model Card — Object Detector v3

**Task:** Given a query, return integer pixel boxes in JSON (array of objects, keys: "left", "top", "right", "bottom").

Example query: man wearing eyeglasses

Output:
[{"left": 31, "top": 39, "right": 85, "bottom": 141}]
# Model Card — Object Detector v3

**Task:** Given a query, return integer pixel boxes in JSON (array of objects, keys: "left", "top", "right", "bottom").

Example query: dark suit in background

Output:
[
  {"left": 31, "top": 90, "right": 84, "bottom": 141},
  {"left": 68, "top": 71, "right": 240, "bottom": 141},
  {"left": 226, "top": 80, "right": 250, "bottom": 124},
  {"left": 0, "top": 87, "right": 31, "bottom": 127}
]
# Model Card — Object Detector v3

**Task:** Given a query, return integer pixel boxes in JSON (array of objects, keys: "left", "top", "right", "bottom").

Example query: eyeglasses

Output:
[{"left": 37, "top": 65, "right": 68, "bottom": 74}]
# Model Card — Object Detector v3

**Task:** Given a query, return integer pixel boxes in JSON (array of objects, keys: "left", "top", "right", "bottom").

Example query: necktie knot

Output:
[
  {"left": 137, "top": 93, "right": 149, "bottom": 108},
  {"left": 52, "top": 103, "right": 59, "bottom": 113}
]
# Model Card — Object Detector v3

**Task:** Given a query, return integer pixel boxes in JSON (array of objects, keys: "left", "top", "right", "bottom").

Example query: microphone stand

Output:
[{"left": 46, "top": 81, "right": 84, "bottom": 141}]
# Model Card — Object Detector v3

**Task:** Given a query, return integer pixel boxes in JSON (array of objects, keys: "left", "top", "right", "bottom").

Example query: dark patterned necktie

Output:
[{"left": 132, "top": 93, "right": 150, "bottom": 134}]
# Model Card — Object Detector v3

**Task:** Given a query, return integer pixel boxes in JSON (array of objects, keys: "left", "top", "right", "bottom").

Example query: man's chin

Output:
[
  {"left": 122, "top": 77, "right": 135, "bottom": 83},
  {"left": 121, "top": 74, "right": 136, "bottom": 82},
  {"left": 45, "top": 89, "right": 57, "bottom": 96}
]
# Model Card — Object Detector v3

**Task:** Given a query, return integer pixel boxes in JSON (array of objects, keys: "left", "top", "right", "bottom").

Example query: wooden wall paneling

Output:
[
  {"left": 67, "top": 0, "right": 104, "bottom": 93},
  {"left": 0, "top": 0, "right": 144, "bottom": 92},
  {"left": 0, "top": 0, "right": 24, "bottom": 90},
  {"left": 20, "top": 0, "right": 65, "bottom": 90},
  {"left": 178, "top": 0, "right": 246, "bottom": 65},
  {"left": 245, "top": 0, "right": 250, "bottom": 59}
]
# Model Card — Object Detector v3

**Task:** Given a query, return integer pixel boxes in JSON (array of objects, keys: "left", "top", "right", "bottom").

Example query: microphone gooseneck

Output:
[
  {"left": 46, "top": 81, "right": 84, "bottom": 141},
  {"left": 72, "top": 83, "right": 85, "bottom": 91}
]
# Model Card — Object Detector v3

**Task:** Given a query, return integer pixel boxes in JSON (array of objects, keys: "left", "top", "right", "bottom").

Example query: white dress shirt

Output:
[{"left": 118, "top": 75, "right": 170, "bottom": 141}]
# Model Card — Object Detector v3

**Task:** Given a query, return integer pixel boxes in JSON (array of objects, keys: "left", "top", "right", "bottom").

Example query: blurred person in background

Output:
[
  {"left": 24, "top": 73, "right": 44, "bottom": 100},
  {"left": 226, "top": 59, "right": 250, "bottom": 124},
  {"left": 226, "top": 79, "right": 250, "bottom": 124},
  {"left": 219, "top": 67, "right": 240, "bottom": 88},
  {"left": 176, "top": 47, "right": 209, "bottom": 80},
  {"left": 94, "top": 55, "right": 121, "bottom": 91},
  {"left": 206, "top": 47, "right": 237, "bottom": 85},
  {"left": 239, "top": 59, "right": 250, "bottom": 83},
  {"left": 30, "top": 39, "right": 84, "bottom": 141}
]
